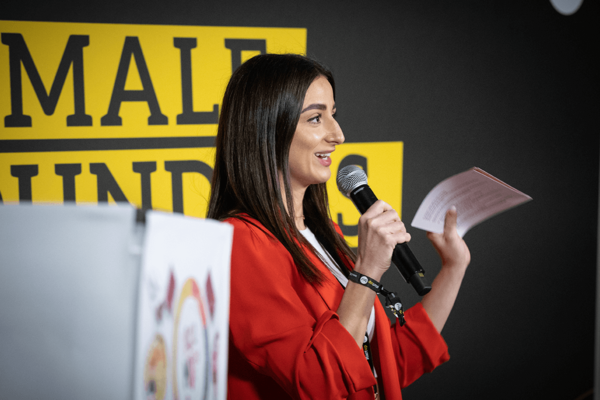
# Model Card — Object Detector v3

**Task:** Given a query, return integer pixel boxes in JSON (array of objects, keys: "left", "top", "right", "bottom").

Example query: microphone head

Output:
[{"left": 337, "top": 165, "right": 368, "bottom": 198}]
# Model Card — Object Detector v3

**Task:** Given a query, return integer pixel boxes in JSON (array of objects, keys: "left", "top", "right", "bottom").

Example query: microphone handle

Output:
[{"left": 349, "top": 185, "right": 432, "bottom": 296}]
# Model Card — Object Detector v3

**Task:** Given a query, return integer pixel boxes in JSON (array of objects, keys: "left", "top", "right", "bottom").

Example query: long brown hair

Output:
[{"left": 207, "top": 54, "right": 355, "bottom": 284}]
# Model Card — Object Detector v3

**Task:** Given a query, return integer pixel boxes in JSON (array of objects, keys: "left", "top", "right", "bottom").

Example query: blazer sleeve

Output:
[
  {"left": 227, "top": 218, "right": 376, "bottom": 399},
  {"left": 331, "top": 221, "right": 449, "bottom": 390},
  {"left": 390, "top": 302, "right": 450, "bottom": 387}
]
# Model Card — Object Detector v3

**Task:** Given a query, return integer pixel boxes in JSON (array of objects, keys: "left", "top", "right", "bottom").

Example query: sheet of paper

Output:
[{"left": 411, "top": 167, "right": 532, "bottom": 237}]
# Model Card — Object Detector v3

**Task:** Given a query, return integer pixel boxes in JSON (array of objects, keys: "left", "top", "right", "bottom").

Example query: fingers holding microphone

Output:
[
  {"left": 337, "top": 165, "right": 431, "bottom": 296},
  {"left": 356, "top": 200, "right": 411, "bottom": 277}
]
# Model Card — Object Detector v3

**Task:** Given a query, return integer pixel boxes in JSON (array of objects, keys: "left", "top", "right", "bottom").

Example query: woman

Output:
[{"left": 208, "top": 54, "right": 470, "bottom": 399}]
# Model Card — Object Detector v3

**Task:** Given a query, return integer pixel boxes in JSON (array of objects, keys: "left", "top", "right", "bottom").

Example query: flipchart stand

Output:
[{"left": 0, "top": 204, "right": 232, "bottom": 400}]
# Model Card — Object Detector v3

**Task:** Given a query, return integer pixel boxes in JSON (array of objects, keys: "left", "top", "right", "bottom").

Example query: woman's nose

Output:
[{"left": 326, "top": 120, "right": 345, "bottom": 145}]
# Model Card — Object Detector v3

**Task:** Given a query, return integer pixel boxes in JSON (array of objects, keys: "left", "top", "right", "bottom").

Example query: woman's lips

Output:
[{"left": 315, "top": 152, "right": 332, "bottom": 167}]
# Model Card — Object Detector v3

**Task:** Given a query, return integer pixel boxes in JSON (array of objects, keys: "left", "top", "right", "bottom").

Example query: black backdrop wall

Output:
[{"left": 3, "top": 1, "right": 598, "bottom": 399}]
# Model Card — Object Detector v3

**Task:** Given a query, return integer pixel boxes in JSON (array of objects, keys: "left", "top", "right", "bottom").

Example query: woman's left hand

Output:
[
  {"left": 426, "top": 206, "right": 470, "bottom": 272},
  {"left": 421, "top": 207, "right": 471, "bottom": 333}
]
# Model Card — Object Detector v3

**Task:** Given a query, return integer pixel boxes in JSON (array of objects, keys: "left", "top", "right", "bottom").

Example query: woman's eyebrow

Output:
[{"left": 301, "top": 103, "right": 335, "bottom": 113}]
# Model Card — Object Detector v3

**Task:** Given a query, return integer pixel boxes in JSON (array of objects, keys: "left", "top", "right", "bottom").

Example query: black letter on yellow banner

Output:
[
  {"left": 174, "top": 38, "right": 219, "bottom": 125},
  {"left": 90, "top": 163, "right": 129, "bottom": 203},
  {"left": 10, "top": 164, "right": 39, "bottom": 202},
  {"left": 101, "top": 37, "right": 168, "bottom": 126},
  {"left": 165, "top": 160, "right": 212, "bottom": 214},
  {"left": 224, "top": 39, "right": 266, "bottom": 72},
  {"left": 55, "top": 163, "right": 82, "bottom": 202},
  {"left": 133, "top": 161, "right": 157, "bottom": 210},
  {"left": 2, "top": 33, "right": 92, "bottom": 128}
]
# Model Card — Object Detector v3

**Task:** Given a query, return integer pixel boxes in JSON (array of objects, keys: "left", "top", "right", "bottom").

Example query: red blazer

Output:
[{"left": 226, "top": 216, "right": 449, "bottom": 399}]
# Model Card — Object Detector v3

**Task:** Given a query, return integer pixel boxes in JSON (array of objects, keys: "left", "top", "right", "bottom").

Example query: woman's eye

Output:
[{"left": 308, "top": 114, "right": 321, "bottom": 123}]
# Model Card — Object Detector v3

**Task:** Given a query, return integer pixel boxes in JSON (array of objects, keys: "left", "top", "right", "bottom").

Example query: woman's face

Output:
[{"left": 288, "top": 76, "right": 345, "bottom": 191}]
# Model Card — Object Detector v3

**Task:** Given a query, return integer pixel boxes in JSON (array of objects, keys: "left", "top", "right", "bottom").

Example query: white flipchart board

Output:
[
  {"left": 0, "top": 205, "right": 232, "bottom": 400},
  {"left": 0, "top": 205, "right": 141, "bottom": 400}
]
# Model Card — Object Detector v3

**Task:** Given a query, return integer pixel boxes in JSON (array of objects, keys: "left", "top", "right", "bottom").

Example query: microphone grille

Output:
[{"left": 336, "top": 165, "right": 368, "bottom": 198}]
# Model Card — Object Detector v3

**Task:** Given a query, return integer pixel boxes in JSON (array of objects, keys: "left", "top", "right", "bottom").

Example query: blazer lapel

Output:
[{"left": 305, "top": 249, "right": 345, "bottom": 311}]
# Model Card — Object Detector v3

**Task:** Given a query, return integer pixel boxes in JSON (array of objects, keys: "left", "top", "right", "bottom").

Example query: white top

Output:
[{"left": 299, "top": 227, "right": 376, "bottom": 342}]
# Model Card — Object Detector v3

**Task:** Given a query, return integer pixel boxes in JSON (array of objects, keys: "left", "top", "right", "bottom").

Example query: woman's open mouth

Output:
[{"left": 315, "top": 152, "right": 332, "bottom": 166}]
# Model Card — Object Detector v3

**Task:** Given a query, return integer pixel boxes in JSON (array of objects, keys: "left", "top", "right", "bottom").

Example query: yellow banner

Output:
[
  {"left": 0, "top": 20, "right": 306, "bottom": 138},
  {"left": 0, "top": 21, "right": 403, "bottom": 247}
]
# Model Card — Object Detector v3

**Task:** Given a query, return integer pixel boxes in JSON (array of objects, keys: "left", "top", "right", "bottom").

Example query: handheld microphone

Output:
[{"left": 337, "top": 165, "right": 431, "bottom": 296}]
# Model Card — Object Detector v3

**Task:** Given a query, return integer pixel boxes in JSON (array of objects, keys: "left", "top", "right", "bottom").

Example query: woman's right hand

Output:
[
  {"left": 354, "top": 200, "right": 411, "bottom": 281},
  {"left": 339, "top": 200, "right": 410, "bottom": 346}
]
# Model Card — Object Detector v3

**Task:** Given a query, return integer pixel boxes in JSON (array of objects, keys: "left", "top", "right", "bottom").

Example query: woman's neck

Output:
[
  {"left": 281, "top": 177, "right": 307, "bottom": 230},
  {"left": 291, "top": 187, "right": 306, "bottom": 230}
]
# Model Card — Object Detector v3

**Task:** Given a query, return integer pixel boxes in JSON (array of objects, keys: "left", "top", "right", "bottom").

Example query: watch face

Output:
[
  {"left": 144, "top": 334, "right": 167, "bottom": 400},
  {"left": 360, "top": 276, "right": 369, "bottom": 285}
]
